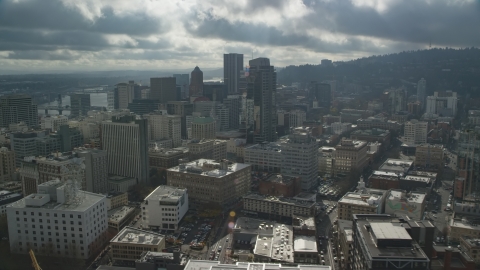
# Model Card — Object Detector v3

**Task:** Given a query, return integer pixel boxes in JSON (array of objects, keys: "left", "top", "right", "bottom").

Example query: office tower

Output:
[
  {"left": 191, "top": 117, "right": 216, "bottom": 139},
  {"left": 102, "top": 115, "right": 149, "bottom": 184},
  {"left": 143, "top": 112, "right": 182, "bottom": 147},
  {"left": 384, "top": 87, "right": 407, "bottom": 114},
  {"left": 173, "top": 74, "right": 189, "bottom": 99},
  {"left": 6, "top": 179, "right": 108, "bottom": 259},
  {"left": 70, "top": 93, "right": 91, "bottom": 118},
  {"left": 75, "top": 148, "right": 108, "bottom": 194},
  {"left": 116, "top": 81, "right": 136, "bottom": 109},
  {"left": 417, "top": 78, "right": 426, "bottom": 108},
  {"left": 107, "top": 90, "right": 116, "bottom": 110},
  {"left": 309, "top": 82, "right": 332, "bottom": 108},
  {"left": 0, "top": 94, "right": 38, "bottom": 128},
  {"left": 50, "top": 125, "right": 83, "bottom": 152},
  {"left": 247, "top": 57, "right": 277, "bottom": 143},
  {"left": 203, "top": 84, "right": 226, "bottom": 102},
  {"left": 0, "top": 147, "right": 16, "bottom": 182},
  {"left": 189, "top": 66, "right": 203, "bottom": 97},
  {"left": 224, "top": 53, "right": 244, "bottom": 94},
  {"left": 403, "top": 120, "right": 428, "bottom": 146},
  {"left": 167, "top": 159, "right": 251, "bottom": 206},
  {"left": 426, "top": 91, "right": 458, "bottom": 117},
  {"left": 128, "top": 99, "right": 161, "bottom": 115},
  {"left": 167, "top": 101, "right": 193, "bottom": 139},
  {"left": 224, "top": 95, "right": 241, "bottom": 130},
  {"left": 150, "top": 77, "right": 177, "bottom": 103},
  {"left": 41, "top": 115, "right": 68, "bottom": 131},
  {"left": 10, "top": 130, "right": 48, "bottom": 167},
  {"left": 281, "top": 127, "right": 318, "bottom": 191}
]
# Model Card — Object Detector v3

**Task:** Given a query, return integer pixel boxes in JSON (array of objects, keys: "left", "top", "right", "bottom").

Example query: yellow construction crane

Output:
[{"left": 29, "top": 249, "right": 42, "bottom": 270}]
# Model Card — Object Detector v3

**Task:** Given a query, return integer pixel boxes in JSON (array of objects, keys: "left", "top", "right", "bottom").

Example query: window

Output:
[
  {"left": 63, "top": 227, "right": 66, "bottom": 231},
  {"left": 62, "top": 214, "right": 65, "bottom": 218},
  {"left": 78, "top": 215, "right": 81, "bottom": 219},
  {"left": 70, "top": 214, "right": 73, "bottom": 218},
  {"left": 54, "top": 214, "right": 57, "bottom": 217}
]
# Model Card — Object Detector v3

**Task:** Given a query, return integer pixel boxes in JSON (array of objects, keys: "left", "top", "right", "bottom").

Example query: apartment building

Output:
[
  {"left": 142, "top": 186, "right": 188, "bottom": 230},
  {"left": 404, "top": 120, "right": 428, "bottom": 146},
  {"left": 167, "top": 159, "right": 250, "bottom": 206}
]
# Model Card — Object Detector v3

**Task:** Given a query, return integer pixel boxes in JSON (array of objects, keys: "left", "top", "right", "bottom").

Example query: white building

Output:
[
  {"left": 384, "top": 190, "right": 426, "bottom": 220},
  {"left": 331, "top": 122, "right": 351, "bottom": 135},
  {"left": 6, "top": 179, "right": 108, "bottom": 259},
  {"left": 244, "top": 142, "right": 282, "bottom": 172},
  {"left": 403, "top": 120, "right": 428, "bottom": 146},
  {"left": 280, "top": 127, "right": 318, "bottom": 191},
  {"left": 41, "top": 115, "right": 68, "bottom": 131},
  {"left": 142, "top": 185, "right": 188, "bottom": 231},
  {"left": 425, "top": 91, "right": 458, "bottom": 117},
  {"left": 144, "top": 113, "right": 182, "bottom": 147}
]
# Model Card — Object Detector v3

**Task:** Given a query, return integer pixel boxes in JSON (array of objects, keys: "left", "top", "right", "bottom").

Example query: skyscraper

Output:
[
  {"left": 0, "top": 94, "right": 38, "bottom": 128},
  {"left": 189, "top": 66, "right": 203, "bottom": 97},
  {"left": 116, "top": 81, "right": 135, "bottom": 109},
  {"left": 247, "top": 57, "right": 277, "bottom": 143},
  {"left": 70, "top": 93, "right": 91, "bottom": 118},
  {"left": 309, "top": 82, "right": 332, "bottom": 109},
  {"left": 150, "top": 77, "right": 177, "bottom": 103},
  {"left": 173, "top": 74, "right": 189, "bottom": 99},
  {"left": 102, "top": 115, "right": 149, "bottom": 184},
  {"left": 417, "top": 78, "right": 426, "bottom": 108},
  {"left": 224, "top": 53, "right": 244, "bottom": 94}
]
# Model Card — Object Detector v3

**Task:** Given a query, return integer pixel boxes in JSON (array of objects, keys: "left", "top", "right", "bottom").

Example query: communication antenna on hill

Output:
[{"left": 429, "top": 39, "right": 432, "bottom": 48}]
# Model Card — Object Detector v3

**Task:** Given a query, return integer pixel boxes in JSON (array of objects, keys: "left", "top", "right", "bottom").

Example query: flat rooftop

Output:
[
  {"left": 234, "top": 217, "right": 276, "bottom": 235},
  {"left": 243, "top": 193, "right": 315, "bottom": 208},
  {"left": 168, "top": 159, "right": 250, "bottom": 178},
  {"left": 108, "top": 206, "right": 135, "bottom": 223},
  {"left": 387, "top": 190, "right": 426, "bottom": 204},
  {"left": 110, "top": 226, "right": 164, "bottom": 246},
  {"left": 183, "top": 261, "right": 331, "bottom": 270},
  {"left": 293, "top": 235, "right": 317, "bottom": 253},
  {"left": 145, "top": 185, "right": 186, "bottom": 203},
  {"left": 403, "top": 175, "right": 431, "bottom": 184},
  {"left": 7, "top": 190, "right": 105, "bottom": 212},
  {"left": 246, "top": 143, "right": 282, "bottom": 152},
  {"left": 339, "top": 192, "right": 383, "bottom": 207},
  {"left": 253, "top": 223, "right": 294, "bottom": 262},
  {"left": 379, "top": 159, "right": 413, "bottom": 174}
]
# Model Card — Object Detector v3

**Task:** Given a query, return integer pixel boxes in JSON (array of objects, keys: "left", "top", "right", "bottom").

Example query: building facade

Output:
[
  {"left": 333, "top": 139, "right": 368, "bottom": 175},
  {"left": 224, "top": 53, "right": 244, "bottom": 94},
  {"left": 404, "top": 120, "right": 428, "bottom": 146},
  {"left": 70, "top": 93, "right": 91, "bottom": 118},
  {"left": 150, "top": 77, "right": 177, "bottom": 104},
  {"left": 0, "top": 94, "right": 38, "bottom": 128},
  {"left": 110, "top": 227, "right": 165, "bottom": 262},
  {"left": 142, "top": 186, "right": 188, "bottom": 230}
]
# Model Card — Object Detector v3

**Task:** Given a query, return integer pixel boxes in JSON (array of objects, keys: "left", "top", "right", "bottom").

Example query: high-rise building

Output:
[
  {"left": 50, "top": 125, "right": 83, "bottom": 152},
  {"left": 203, "top": 84, "right": 226, "bottom": 102},
  {"left": 173, "top": 74, "right": 189, "bottom": 99},
  {"left": 128, "top": 99, "right": 161, "bottom": 115},
  {"left": 143, "top": 112, "right": 182, "bottom": 147},
  {"left": 150, "top": 77, "right": 177, "bottom": 104},
  {"left": 116, "top": 81, "right": 136, "bottom": 109},
  {"left": 6, "top": 179, "right": 108, "bottom": 259},
  {"left": 10, "top": 130, "right": 48, "bottom": 167},
  {"left": 309, "top": 82, "right": 332, "bottom": 109},
  {"left": 0, "top": 147, "right": 16, "bottom": 182},
  {"left": 384, "top": 87, "right": 407, "bottom": 114},
  {"left": 75, "top": 147, "right": 108, "bottom": 194},
  {"left": 224, "top": 53, "right": 244, "bottom": 94},
  {"left": 0, "top": 94, "right": 38, "bottom": 128},
  {"left": 167, "top": 101, "right": 193, "bottom": 139},
  {"left": 224, "top": 95, "right": 241, "bottom": 130},
  {"left": 247, "top": 58, "right": 277, "bottom": 143},
  {"left": 191, "top": 116, "right": 216, "bottom": 139},
  {"left": 70, "top": 93, "right": 91, "bottom": 118},
  {"left": 425, "top": 91, "right": 458, "bottom": 117},
  {"left": 403, "top": 120, "right": 428, "bottom": 146},
  {"left": 189, "top": 66, "right": 203, "bottom": 97},
  {"left": 417, "top": 78, "right": 426, "bottom": 108},
  {"left": 281, "top": 127, "right": 318, "bottom": 191},
  {"left": 102, "top": 115, "right": 149, "bottom": 184}
]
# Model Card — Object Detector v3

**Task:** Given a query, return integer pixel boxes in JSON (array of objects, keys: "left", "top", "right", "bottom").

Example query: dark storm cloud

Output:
[
  {"left": 5, "top": 50, "right": 79, "bottom": 61},
  {"left": 0, "top": 0, "right": 165, "bottom": 36}
]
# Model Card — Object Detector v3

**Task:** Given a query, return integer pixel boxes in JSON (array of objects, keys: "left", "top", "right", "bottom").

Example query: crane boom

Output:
[{"left": 29, "top": 249, "right": 42, "bottom": 270}]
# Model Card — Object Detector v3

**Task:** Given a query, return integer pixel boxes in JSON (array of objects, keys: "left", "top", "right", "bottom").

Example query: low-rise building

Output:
[
  {"left": 106, "top": 191, "right": 128, "bottom": 210},
  {"left": 368, "top": 170, "right": 400, "bottom": 190},
  {"left": 415, "top": 144, "right": 444, "bottom": 172},
  {"left": 450, "top": 216, "right": 480, "bottom": 242},
  {"left": 384, "top": 190, "right": 426, "bottom": 220},
  {"left": 337, "top": 186, "right": 386, "bottom": 221},
  {"left": 149, "top": 148, "right": 185, "bottom": 170},
  {"left": 243, "top": 194, "right": 315, "bottom": 219},
  {"left": 142, "top": 186, "right": 188, "bottom": 231},
  {"left": 333, "top": 139, "right": 368, "bottom": 175},
  {"left": 400, "top": 175, "right": 433, "bottom": 193},
  {"left": 357, "top": 117, "right": 403, "bottom": 132},
  {"left": 183, "top": 260, "right": 331, "bottom": 270},
  {"left": 108, "top": 206, "right": 136, "bottom": 231},
  {"left": 293, "top": 235, "right": 318, "bottom": 264},
  {"left": 167, "top": 159, "right": 250, "bottom": 206},
  {"left": 460, "top": 237, "right": 480, "bottom": 266},
  {"left": 135, "top": 250, "right": 186, "bottom": 270},
  {"left": 337, "top": 219, "right": 353, "bottom": 270},
  {"left": 318, "top": 146, "right": 335, "bottom": 176},
  {"left": 258, "top": 174, "right": 301, "bottom": 198},
  {"left": 108, "top": 175, "right": 137, "bottom": 193},
  {"left": 350, "top": 128, "right": 391, "bottom": 150},
  {"left": 110, "top": 227, "right": 166, "bottom": 262},
  {"left": 378, "top": 159, "right": 414, "bottom": 176},
  {"left": 186, "top": 139, "right": 227, "bottom": 161}
]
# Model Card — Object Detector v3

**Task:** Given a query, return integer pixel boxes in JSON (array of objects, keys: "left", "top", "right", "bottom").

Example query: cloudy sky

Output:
[{"left": 0, "top": 0, "right": 478, "bottom": 72}]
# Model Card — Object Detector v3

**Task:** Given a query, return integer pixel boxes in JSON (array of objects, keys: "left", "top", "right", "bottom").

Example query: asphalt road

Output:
[{"left": 316, "top": 199, "right": 338, "bottom": 269}]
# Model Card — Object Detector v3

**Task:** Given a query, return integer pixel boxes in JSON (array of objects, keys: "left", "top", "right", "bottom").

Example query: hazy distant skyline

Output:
[{"left": 0, "top": 0, "right": 478, "bottom": 73}]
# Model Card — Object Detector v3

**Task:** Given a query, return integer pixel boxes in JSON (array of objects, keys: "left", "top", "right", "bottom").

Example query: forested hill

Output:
[{"left": 277, "top": 48, "right": 480, "bottom": 97}]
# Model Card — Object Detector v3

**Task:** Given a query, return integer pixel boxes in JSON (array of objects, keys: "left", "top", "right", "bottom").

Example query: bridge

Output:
[{"left": 37, "top": 105, "right": 71, "bottom": 115}]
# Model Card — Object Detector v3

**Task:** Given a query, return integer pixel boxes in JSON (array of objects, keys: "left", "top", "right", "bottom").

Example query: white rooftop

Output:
[
  {"left": 293, "top": 235, "right": 317, "bottom": 252},
  {"left": 370, "top": 222, "right": 412, "bottom": 241},
  {"left": 110, "top": 226, "right": 164, "bottom": 245},
  {"left": 144, "top": 185, "right": 186, "bottom": 203}
]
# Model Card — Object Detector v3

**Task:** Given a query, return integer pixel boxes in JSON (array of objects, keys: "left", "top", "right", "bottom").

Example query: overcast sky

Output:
[{"left": 0, "top": 0, "right": 478, "bottom": 73}]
